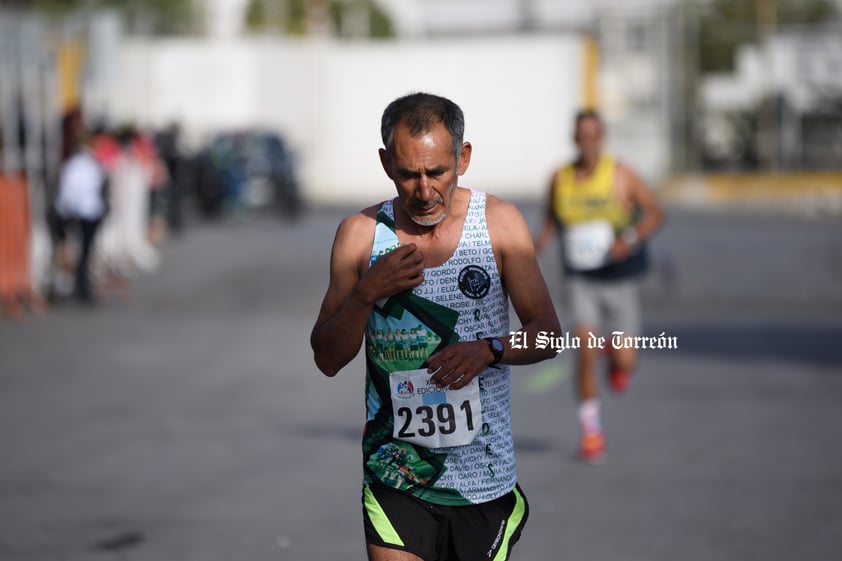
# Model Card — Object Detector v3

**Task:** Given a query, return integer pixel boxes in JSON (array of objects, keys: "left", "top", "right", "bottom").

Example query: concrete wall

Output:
[{"left": 102, "top": 34, "right": 583, "bottom": 204}]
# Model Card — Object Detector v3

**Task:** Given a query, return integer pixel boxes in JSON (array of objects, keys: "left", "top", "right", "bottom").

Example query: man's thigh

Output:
[
  {"left": 567, "top": 277, "right": 601, "bottom": 330},
  {"left": 363, "top": 483, "right": 439, "bottom": 560},
  {"left": 601, "top": 279, "right": 641, "bottom": 336},
  {"left": 445, "top": 484, "right": 529, "bottom": 561}
]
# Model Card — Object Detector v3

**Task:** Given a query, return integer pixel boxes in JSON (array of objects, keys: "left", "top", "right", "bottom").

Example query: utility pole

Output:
[
  {"left": 756, "top": 0, "right": 778, "bottom": 170},
  {"left": 0, "top": 13, "right": 22, "bottom": 175}
]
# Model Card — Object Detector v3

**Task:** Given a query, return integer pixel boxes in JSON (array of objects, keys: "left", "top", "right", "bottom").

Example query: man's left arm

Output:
[
  {"left": 610, "top": 163, "right": 665, "bottom": 261},
  {"left": 491, "top": 197, "right": 562, "bottom": 365},
  {"left": 426, "top": 197, "right": 561, "bottom": 389}
]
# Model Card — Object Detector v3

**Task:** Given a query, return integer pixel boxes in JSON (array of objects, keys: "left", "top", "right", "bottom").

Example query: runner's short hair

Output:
[
  {"left": 574, "top": 109, "right": 603, "bottom": 129},
  {"left": 381, "top": 93, "right": 465, "bottom": 157}
]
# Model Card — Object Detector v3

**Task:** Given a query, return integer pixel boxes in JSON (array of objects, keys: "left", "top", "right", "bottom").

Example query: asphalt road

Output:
[{"left": 1, "top": 202, "right": 841, "bottom": 561}]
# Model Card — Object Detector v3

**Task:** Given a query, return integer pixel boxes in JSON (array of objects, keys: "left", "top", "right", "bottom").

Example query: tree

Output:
[
  {"left": 245, "top": 0, "right": 393, "bottom": 38},
  {"left": 698, "top": 0, "right": 837, "bottom": 73},
  {"left": 12, "top": 0, "right": 198, "bottom": 35}
]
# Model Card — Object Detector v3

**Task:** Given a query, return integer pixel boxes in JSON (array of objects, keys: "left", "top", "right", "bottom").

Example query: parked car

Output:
[{"left": 193, "top": 130, "right": 301, "bottom": 219}]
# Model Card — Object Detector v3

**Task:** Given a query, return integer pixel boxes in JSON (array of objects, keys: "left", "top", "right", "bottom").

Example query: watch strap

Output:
[{"left": 483, "top": 337, "right": 504, "bottom": 367}]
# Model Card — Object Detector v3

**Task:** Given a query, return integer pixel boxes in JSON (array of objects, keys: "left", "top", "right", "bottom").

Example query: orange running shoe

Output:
[
  {"left": 579, "top": 431, "right": 605, "bottom": 463},
  {"left": 609, "top": 368, "right": 631, "bottom": 394}
]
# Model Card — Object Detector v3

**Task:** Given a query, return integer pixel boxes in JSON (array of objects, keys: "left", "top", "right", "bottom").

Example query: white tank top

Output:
[{"left": 363, "top": 190, "right": 516, "bottom": 505}]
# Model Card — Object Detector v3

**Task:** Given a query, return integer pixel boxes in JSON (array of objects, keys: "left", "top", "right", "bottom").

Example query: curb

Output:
[{"left": 662, "top": 172, "right": 842, "bottom": 216}]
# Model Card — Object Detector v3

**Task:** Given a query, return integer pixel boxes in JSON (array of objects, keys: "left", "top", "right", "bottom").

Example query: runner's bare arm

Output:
[
  {"left": 619, "top": 162, "right": 665, "bottom": 243},
  {"left": 490, "top": 196, "right": 561, "bottom": 364},
  {"left": 534, "top": 169, "right": 561, "bottom": 254},
  {"left": 311, "top": 211, "right": 425, "bottom": 376}
]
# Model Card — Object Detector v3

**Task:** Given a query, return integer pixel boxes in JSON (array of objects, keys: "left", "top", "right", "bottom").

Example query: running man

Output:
[
  {"left": 311, "top": 92, "right": 560, "bottom": 561},
  {"left": 535, "top": 109, "right": 665, "bottom": 463}
]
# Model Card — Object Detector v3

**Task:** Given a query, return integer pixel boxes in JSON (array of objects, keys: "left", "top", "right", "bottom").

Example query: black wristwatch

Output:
[{"left": 484, "top": 337, "right": 504, "bottom": 367}]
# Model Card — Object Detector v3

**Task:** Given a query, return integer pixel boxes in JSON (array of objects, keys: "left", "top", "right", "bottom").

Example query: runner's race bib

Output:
[
  {"left": 563, "top": 220, "right": 614, "bottom": 271},
  {"left": 390, "top": 369, "right": 482, "bottom": 449}
]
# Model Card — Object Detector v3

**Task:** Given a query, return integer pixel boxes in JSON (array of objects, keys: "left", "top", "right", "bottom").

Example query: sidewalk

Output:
[{"left": 663, "top": 171, "right": 842, "bottom": 216}]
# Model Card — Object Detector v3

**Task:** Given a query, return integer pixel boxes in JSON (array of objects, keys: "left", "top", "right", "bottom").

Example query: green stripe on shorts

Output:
[
  {"left": 363, "top": 484, "right": 404, "bottom": 547},
  {"left": 492, "top": 486, "right": 527, "bottom": 561}
]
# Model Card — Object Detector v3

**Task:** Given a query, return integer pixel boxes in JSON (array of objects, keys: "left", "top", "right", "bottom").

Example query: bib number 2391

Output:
[{"left": 389, "top": 369, "right": 482, "bottom": 449}]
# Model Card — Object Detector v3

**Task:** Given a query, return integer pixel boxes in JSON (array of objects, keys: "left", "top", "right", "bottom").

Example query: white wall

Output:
[{"left": 104, "top": 34, "right": 582, "bottom": 204}]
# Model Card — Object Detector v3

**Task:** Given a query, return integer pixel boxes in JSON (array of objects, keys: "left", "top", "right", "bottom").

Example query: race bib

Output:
[
  {"left": 563, "top": 220, "right": 614, "bottom": 271},
  {"left": 389, "top": 369, "right": 482, "bottom": 449}
]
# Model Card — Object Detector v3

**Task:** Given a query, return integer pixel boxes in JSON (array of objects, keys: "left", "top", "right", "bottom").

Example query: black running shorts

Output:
[{"left": 362, "top": 482, "right": 529, "bottom": 561}]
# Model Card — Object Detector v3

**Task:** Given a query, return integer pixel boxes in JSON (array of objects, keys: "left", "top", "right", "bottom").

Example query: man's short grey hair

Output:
[
  {"left": 574, "top": 109, "right": 603, "bottom": 129},
  {"left": 380, "top": 92, "right": 465, "bottom": 158}
]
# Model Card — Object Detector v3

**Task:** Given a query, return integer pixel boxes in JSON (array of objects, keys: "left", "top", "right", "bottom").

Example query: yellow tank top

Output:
[{"left": 552, "top": 154, "right": 631, "bottom": 230}]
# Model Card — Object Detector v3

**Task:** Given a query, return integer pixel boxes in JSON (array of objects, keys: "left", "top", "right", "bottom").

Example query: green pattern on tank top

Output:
[{"left": 362, "top": 190, "right": 516, "bottom": 506}]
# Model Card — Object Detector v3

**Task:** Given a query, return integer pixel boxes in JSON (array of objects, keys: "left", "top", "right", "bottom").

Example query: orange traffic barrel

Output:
[{"left": 0, "top": 174, "right": 33, "bottom": 312}]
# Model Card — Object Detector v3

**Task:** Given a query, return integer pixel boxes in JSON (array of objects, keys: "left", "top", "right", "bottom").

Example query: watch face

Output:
[{"left": 491, "top": 338, "right": 504, "bottom": 353}]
